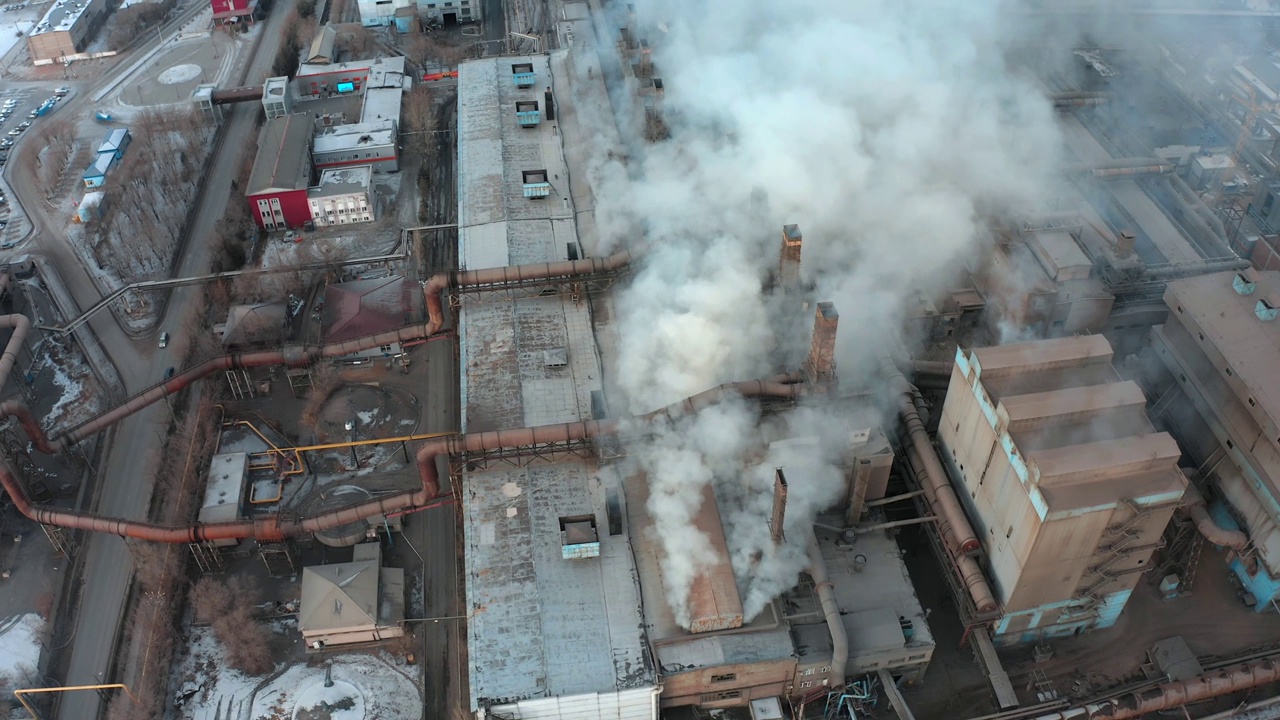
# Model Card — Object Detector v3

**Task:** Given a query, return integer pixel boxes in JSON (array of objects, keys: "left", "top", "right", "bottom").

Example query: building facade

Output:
[
  {"left": 1152, "top": 269, "right": 1280, "bottom": 609},
  {"left": 939, "top": 336, "right": 1187, "bottom": 646},
  {"left": 26, "top": 0, "right": 109, "bottom": 64},
  {"left": 419, "top": 0, "right": 481, "bottom": 24},
  {"left": 308, "top": 166, "right": 374, "bottom": 226},
  {"left": 245, "top": 114, "right": 313, "bottom": 230},
  {"left": 357, "top": 0, "right": 412, "bottom": 26},
  {"left": 211, "top": 0, "right": 256, "bottom": 25}
]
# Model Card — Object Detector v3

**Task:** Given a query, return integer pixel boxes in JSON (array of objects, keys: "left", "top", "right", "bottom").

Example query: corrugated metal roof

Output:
[
  {"left": 322, "top": 276, "right": 413, "bottom": 343},
  {"left": 307, "top": 24, "right": 337, "bottom": 63},
  {"left": 247, "top": 114, "right": 312, "bottom": 194}
]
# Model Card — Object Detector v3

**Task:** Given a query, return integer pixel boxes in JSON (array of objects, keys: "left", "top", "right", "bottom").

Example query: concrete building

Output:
[
  {"left": 246, "top": 114, "right": 313, "bottom": 230},
  {"left": 198, "top": 453, "right": 248, "bottom": 548},
  {"left": 211, "top": 0, "right": 256, "bottom": 25},
  {"left": 215, "top": 302, "right": 289, "bottom": 347},
  {"left": 26, "top": 0, "right": 109, "bottom": 64},
  {"left": 419, "top": 0, "right": 481, "bottom": 25},
  {"left": 311, "top": 121, "right": 398, "bottom": 172},
  {"left": 295, "top": 56, "right": 406, "bottom": 97},
  {"left": 262, "top": 76, "right": 291, "bottom": 120},
  {"left": 1152, "top": 269, "right": 1280, "bottom": 610},
  {"left": 298, "top": 542, "right": 405, "bottom": 649},
  {"left": 358, "top": 0, "right": 412, "bottom": 26},
  {"left": 308, "top": 165, "right": 374, "bottom": 226},
  {"left": 938, "top": 336, "right": 1187, "bottom": 645}
]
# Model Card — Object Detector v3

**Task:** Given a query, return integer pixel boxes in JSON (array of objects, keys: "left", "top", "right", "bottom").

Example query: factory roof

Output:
[
  {"left": 360, "top": 87, "right": 402, "bottom": 125},
  {"left": 956, "top": 337, "right": 1186, "bottom": 513},
  {"left": 199, "top": 452, "right": 247, "bottom": 524},
  {"left": 312, "top": 120, "right": 396, "bottom": 156},
  {"left": 1236, "top": 56, "right": 1280, "bottom": 103},
  {"left": 322, "top": 276, "right": 416, "bottom": 343},
  {"left": 625, "top": 473, "right": 794, "bottom": 671},
  {"left": 310, "top": 165, "right": 371, "bottom": 198},
  {"left": 1165, "top": 270, "right": 1280, "bottom": 431},
  {"left": 299, "top": 543, "right": 384, "bottom": 633},
  {"left": 456, "top": 55, "right": 600, "bottom": 432},
  {"left": 246, "top": 114, "right": 312, "bottom": 195},
  {"left": 220, "top": 302, "right": 288, "bottom": 346},
  {"left": 464, "top": 463, "right": 652, "bottom": 709},
  {"left": 297, "top": 55, "right": 405, "bottom": 79},
  {"left": 31, "top": 0, "right": 95, "bottom": 36},
  {"left": 789, "top": 525, "right": 935, "bottom": 666},
  {"left": 83, "top": 152, "right": 113, "bottom": 178}
]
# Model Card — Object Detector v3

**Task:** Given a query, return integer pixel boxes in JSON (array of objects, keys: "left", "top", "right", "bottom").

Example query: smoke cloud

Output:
[{"left": 593, "top": 0, "right": 1069, "bottom": 624}]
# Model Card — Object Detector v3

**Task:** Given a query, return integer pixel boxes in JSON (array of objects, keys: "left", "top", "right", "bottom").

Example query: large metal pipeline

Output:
[
  {"left": 1169, "top": 172, "right": 1233, "bottom": 250},
  {"left": 3, "top": 376, "right": 801, "bottom": 544},
  {"left": 1142, "top": 257, "right": 1251, "bottom": 281},
  {"left": 1183, "top": 480, "right": 1249, "bottom": 552},
  {"left": 1065, "top": 158, "right": 1175, "bottom": 179},
  {"left": 881, "top": 356, "right": 997, "bottom": 614},
  {"left": 1031, "top": 657, "right": 1280, "bottom": 720},
  {"left": 807, "top": 525, "right": 848, "bottom": 686}
]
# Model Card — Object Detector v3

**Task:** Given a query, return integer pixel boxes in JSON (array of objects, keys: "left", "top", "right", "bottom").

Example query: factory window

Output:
[
  {"left": 802, "top": 668, "right": 813, "bottom": 676},
  {"left": 800, "top": 681, "right": 812, "bottom": 689},
  {"left": 820, "top": 666, "right": 830, "bottom": 674},
  {"left": 711, "top": 673, "right": 736, "bottom": 683},
  {"left": 701, "top": 691, "right": 742, "bottom": 703},
  {"left": 908, "top": 654, "right": 927, "bottom": 661}
]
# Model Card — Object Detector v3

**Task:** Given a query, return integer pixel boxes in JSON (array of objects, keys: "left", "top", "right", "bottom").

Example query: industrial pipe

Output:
[
  {"left": 1169, "top": 172, "right": 1233, "bottom": 250},
  {"left": 1142, "top": 257, "right": 1251, "bottom": 281},
  {"left": 1064, "top": 158, "right": 1175, "bottom": 179},
  {"left": 1031, "top": 657, "right": 1280, "bottom": 720},
  {"left": 210, "top": 86, "right": 266, "bottom": 104},
  {"left": 881, "top": 355, "right": 998, "bottom": 614},
  {"left": 1183, "top": 481, "right": 1249, "bottom": 552},
  {"left": 2, "top": 376, "right": 801, "bottom": 544},
  {"left": 807, "top": 525, "right": 848, "bottom": 686}
]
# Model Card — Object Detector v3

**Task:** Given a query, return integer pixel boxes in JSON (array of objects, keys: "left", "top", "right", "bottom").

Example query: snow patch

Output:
[
  {"left": 158, "top": 63, "right": 203, "bottom": 85},
  {"left": 0, "top": 20, "right": 34, "bottom": 61},
  {"left": 0, "top": 613, "right": 44, "bottom": 685}
]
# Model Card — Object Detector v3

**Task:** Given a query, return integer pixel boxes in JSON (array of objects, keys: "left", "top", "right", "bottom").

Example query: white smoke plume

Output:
[{"left": 592, "top": 0, "right": 1067, "bottom": 624}]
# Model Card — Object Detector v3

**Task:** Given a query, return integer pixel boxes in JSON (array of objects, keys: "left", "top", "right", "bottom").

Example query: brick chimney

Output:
[
  {"left": 805, "top": 301, "right": 839, "bottom": 386},
  {"left": 770, "top": 468, "right": 788, "bottom": 546},
  {"left": 778, "top": 224, "right": 803, "bottom": 292}
]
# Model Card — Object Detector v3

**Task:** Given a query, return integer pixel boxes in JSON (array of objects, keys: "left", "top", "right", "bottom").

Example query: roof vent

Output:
[
  {"left": 543, "top": 348, "right": 567, "bottom": 368},
  {"left": 1234, "top": 273, "right": 1257, "bottom": 295},
  {"left": 1256, "top": 297, "right": 1278, "bottom": 322}
]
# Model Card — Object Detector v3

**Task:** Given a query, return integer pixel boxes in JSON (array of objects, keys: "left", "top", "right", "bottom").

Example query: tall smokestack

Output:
[
  {"left": 770, "top": 468, "right": 788, "bottom": 546},
  {"left": 805, "top": 301, "right": 839, "bottom": 387},
  {"left": 778, "top": 224, "right": 803, "bottom": 292}
]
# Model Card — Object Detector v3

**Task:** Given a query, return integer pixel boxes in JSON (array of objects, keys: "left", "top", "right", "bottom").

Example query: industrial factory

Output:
[{"left": 11, "top": 1, "right": 1280, "bottom": 720}]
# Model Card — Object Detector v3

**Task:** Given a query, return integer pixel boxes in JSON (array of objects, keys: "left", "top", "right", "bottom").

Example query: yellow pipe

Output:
[
  {"left": 15, "top": 683, "right": 136, "bottom": 717},
  {"left": 257, "top": 430, "right": 457, "bottom": 454}
]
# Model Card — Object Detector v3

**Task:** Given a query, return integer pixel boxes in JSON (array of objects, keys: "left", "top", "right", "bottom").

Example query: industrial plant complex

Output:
[{"left": 11, "top": 1, "right": 1280, "bottom": 720}]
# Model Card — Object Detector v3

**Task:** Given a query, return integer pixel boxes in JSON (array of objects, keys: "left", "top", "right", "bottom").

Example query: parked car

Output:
[
  {"left": 25, "top": 110, "right": 36, "bottom": 119},
  {"left": 6, "top": 129, "right": 19, "bottom": 137},
  {"left": 17, "top": 121, "right": 30, "bottom": 130},
  {"left": 0, "top": 140, "right": 12, "bottom": 149},
  {"left": 158, "top": 332, "right": 169, "bottom": 349},
  {"left": 53, "top": 87, "right": 68, "bottom": 97}
]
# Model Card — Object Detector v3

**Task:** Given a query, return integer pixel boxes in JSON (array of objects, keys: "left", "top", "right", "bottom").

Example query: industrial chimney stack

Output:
[
  {"left": 805, "top": 301, "right": 839, "bottom": 388},
  {"left": 778, "top": 224, "right": 803, "bottom": 293},
  {"left": 770, "top": 468, "right": 789, "bottom": 546}
]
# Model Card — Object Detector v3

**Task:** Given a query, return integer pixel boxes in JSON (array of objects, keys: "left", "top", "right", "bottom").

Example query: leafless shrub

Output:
[
  {"left": 403, "top": 85, "right": 436, "bottom": 158},
  {"left": 299, "top": 364, "right": 341, "bottom": 428},
  {"left": 336, "top": 25, "right": 375, "bottom": 58},
  {"left": 404, "top": 33, "right": 467, "bottom": 68},
  {"left": 107, "top": 0, "right": 176, "bottom": 49}
]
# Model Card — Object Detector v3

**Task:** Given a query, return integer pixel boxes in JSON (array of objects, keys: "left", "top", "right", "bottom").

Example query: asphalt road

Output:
[{"left": 40, "top": 10, "right": 293, "bottom": 720}]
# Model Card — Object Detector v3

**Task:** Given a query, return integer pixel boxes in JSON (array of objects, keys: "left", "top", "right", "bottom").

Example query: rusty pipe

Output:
[
  {"left": 807, "top": 525, "right": 848, "bottom": 686},
  {"left": 882, "top": 357, "right": 980, "bottom": 554},
  {"left": 1183, "top": 480, "right": 1248, "bottom": 552},
  {"left": 639, "top": 380, "right": 806, "bottom": 423},
  {"left": 1031, "top": 657, "right": 1280, "bottom": 720}
]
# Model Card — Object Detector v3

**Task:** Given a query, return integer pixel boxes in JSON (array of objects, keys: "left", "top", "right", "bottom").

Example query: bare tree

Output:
[
  {"left": 402, "top": 84, "right": 435, "bottom": 157},
  {"left": 337, "top": 25, "right": 375, "bottom": 58}
]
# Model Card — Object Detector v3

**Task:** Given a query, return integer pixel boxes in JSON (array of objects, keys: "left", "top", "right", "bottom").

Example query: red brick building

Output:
[
  {"left": 246, "top": 115, "right": 314, "bottom": 230},
  {"left": 211, "top": 0, "right": 256, "bottom": 25}
]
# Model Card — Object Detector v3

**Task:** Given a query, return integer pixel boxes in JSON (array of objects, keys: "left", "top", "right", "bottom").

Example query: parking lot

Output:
[{"left": 0, "top": 84, "right": 68, "bottom": 248}]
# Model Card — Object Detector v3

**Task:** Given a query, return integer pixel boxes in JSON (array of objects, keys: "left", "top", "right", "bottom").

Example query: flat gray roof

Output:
[
  {"left": 464, "top": 463, "right": 652, "bottom": 708},
  {"left": 247, "top": 114, "right": 312, "bottom": 194},
  {"left": 312, "top": 120, "right": 396, "bottom": 155},
  {"left": 361, "top": 87, "right": 402, "bottom": 126},
  {"left": 31, "top": 0, "right": 95, "bottom": 35},
  {"left": 310, "top": 165, "right": 371, "bottom": 198}
]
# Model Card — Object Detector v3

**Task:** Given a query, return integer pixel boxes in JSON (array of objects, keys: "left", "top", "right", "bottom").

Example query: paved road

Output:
[{"left": 48, "top": 10, "right": 292, "bottom": 720}]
